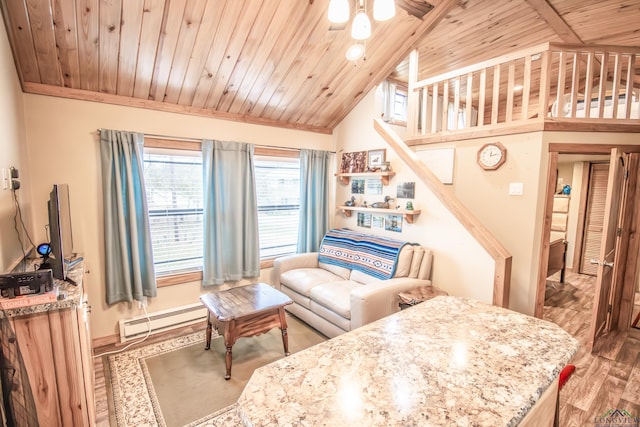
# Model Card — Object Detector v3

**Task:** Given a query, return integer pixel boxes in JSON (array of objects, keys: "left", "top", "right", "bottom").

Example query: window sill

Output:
[
  {"left": 157, "top": 271, "right": 203, "bottom": 287},
  {"left": 155, "top": 259, "right": 282, "bottom": 287}
]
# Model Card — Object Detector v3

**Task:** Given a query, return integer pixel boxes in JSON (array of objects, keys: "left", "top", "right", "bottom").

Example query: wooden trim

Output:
[
  {"left": 534, "top": 151, "right": 559, "bottom": 318},
  {"left": 144, "top": 137, "right": 201, "bottom": 151},
  {"left": 547, "top": 43, "right": 640, "bottom": 55},
  {"left": 92, "top": 333, "right": 119, "bottom": 350},
  {"left": 543, "top": 118, "right": 640, "bottom": 133},
  {"left": 548, "top": 143, "right": 640, "bottom": 154},
  {"left": 572, "top": 162, "right": 590, "bottom": 272},
  {"left": 374, "top": 118, "right": 512, "bottom": 308},
  {"left": 156, "top": 271, "right": 202, "bottom": 288},
  {"left": 23, "top": 82, "right": 333, "bottom": 135},
  {"left": 405, "top": 119, "right": 545, "bottom": 145},
  {"left": 260, "top": 259, "right": 275, "bottom": 269},
  {"left": 254, "top": 147, "right": 300, "bottom": 158}
]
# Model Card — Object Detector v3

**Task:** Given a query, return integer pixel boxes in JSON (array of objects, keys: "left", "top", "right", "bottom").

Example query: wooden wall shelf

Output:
[
  {"left": 338, "top": 206, "right": 421, "bottom": 224},
  {"left": 335, "top": 171, "right": 396, "bottom": 186}
]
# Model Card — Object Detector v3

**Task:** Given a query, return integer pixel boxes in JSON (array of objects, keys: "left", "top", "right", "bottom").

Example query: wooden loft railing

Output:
[
  {"left": 406, "top": 43, "right": 640, "bottom": 144},
  {"left": 374, "top": 118, "right": 512, "bottom": 308}
]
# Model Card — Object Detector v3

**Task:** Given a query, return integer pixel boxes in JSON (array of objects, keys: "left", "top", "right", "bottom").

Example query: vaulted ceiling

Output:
[{"left": 1, "top": 0, "right": 638, "bottom": 134}]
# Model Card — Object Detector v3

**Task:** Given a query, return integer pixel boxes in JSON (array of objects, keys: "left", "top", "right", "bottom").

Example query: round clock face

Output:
[{"left": 478, "top": 143, "right": 506, "bottom": 169}]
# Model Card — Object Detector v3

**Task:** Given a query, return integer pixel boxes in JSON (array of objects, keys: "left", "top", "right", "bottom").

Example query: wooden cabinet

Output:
[{"left": 10, "top": 298, "right": 95, "bottom": 426}]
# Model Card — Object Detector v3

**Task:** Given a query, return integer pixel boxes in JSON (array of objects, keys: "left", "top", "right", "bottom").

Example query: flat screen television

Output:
[{"left": 48, "top": 184, "right": 80, "bottom": 281}]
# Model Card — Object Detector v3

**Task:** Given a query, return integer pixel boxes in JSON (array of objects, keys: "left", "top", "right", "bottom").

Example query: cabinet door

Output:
[
  {"left": 12, "top": 312, "right": 63, "bottom": 426},
  {"left": 49, "top": 308, "right": 89, "bottom": 425},
  {"left": 77, "top": 294, "right": 96, "bottom": 425}
]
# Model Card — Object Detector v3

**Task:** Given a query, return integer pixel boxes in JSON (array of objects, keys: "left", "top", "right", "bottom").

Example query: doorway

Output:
[{"left": 535, "top": 144, "right": 640, "bottom": 352}]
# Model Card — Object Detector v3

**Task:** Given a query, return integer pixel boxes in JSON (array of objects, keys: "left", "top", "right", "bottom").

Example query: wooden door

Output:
[
  {"left": 580, "top": 163, "right": 609, "bottom": 275},
  {"left": 589, "top": 149, "right": 626, "bottom": 351}
]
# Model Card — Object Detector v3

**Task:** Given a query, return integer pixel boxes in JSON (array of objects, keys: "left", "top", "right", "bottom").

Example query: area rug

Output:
[{"left": 105, "top": 315, "right": 326, "bottom": 427}]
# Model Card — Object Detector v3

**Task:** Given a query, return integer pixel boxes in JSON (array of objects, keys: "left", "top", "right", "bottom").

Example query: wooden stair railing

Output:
[{"left": 374, "top": 118, "right": 512, "bottom": 308}]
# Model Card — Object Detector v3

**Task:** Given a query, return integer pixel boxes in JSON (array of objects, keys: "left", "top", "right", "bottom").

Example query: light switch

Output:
[{"left": 509, "top": 182, "right": 524, "bottom": 195}]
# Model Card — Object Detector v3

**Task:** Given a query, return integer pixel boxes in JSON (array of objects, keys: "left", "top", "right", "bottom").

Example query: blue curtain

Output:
[
  {"left": 297, "top": 149, "right": 330, "bottom": 253},
  {"left": 202, "top": 140, "right": 260, "bottom": 286},
  {"left": 99, "top": 129, "right": 156, "bottom": 304}
]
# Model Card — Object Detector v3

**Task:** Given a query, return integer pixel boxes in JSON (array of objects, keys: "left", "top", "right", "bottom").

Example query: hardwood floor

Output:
[
  {"left": 92, "top": 278, "right": 640, "bottom": 426},
  {"left": 543, "top": 271, "right": 640, "bottom": 426}
]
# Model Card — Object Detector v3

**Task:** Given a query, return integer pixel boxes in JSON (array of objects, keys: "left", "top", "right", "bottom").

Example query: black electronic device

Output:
[
  {"left": 48, "top": 184, "right": 79, "bottom": 280},
  {"left": 0, "top": 270, "right": 54, "bottom": 299}
]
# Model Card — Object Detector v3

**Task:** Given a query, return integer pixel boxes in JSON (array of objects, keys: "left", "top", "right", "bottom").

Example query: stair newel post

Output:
[{"left": 408, "top": 49, "right": 419, "bottom": 137}]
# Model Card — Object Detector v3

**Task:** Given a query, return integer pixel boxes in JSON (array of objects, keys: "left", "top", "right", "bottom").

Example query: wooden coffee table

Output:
[{"left": 199, "top": 283, "right": 293, "bottom": 380}]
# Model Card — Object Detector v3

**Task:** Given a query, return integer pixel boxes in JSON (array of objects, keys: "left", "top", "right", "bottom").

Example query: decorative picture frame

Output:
[
  {"left": 341, "top": 151, "right": 367, "bottom": 173},
  {"left": 368, "top": 149, "right": 386, "bottom": 168}
]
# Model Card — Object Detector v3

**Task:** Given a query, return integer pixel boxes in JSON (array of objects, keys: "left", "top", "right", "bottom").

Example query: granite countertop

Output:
[
  {"left": 229, "top": 296, "right": 579, "bottom": 427},
  {"left": 0, "top": 261, "right": 84, "bottom": 318}
]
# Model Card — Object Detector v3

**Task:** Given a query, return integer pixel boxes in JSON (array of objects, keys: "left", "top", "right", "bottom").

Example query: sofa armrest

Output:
[
  {"left": 350, "top": 278, "right": 432, "bottom": 329},
  {"left": 271, "top": 252, "right": 319, "bottom": 288}
]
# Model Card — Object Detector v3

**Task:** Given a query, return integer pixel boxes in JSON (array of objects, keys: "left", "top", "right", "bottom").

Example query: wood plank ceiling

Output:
[{"left": 1, "top": 0, "right": 639, "bottom": 134}]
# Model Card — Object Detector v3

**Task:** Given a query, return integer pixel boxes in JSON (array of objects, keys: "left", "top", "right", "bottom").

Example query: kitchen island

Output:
[{"left": 202, "top": 296, "right": 579, "bottom": 427}]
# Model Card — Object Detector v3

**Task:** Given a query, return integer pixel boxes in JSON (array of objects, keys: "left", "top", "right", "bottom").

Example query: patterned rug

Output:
[
  {"left": 105, "top": 331, "right": 234, "bottom": 426},
  {"left": 105, "top": 315, "right": 326, "bottom": 426}
]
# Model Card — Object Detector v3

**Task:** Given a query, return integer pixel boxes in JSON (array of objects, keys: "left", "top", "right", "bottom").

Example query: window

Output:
[
  {"left": 254, "top": 156, "right": 300, "bottom": 259},
  {"left": 143, "top": 148, "right": 203, "bottom": 276},
  {"left": 393, "top": 89, "right": 408, "bottom": 122}
]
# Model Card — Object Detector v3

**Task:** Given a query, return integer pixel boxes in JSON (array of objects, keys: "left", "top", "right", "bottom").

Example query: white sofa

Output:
[{"left": 272, "top": 243, "right": 433, "bottom": 338}]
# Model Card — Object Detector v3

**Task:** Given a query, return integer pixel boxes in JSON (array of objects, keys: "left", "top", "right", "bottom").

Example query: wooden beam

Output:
[
  {"left": 22, "top": 82, "right": 333, "bottom": 135},
  {"left": 374, "top": 118, "right": 512, "bottom": 308},
  {"left": 525, "top": 0, "right": 583, "bottom": 44},
  {"left": 329, "top": 0, "right": 460, "bottom": 129}
]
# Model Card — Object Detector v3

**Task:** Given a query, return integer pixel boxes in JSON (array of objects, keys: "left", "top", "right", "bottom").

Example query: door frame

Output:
[{"left": 534, "top": 144, "right": 640, "bottom": 330}]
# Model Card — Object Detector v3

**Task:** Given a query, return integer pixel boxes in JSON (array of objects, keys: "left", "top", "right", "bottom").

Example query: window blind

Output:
[
  {"left": 255, "top": 156, "right": 300, "bottom": 259},
  {"left": 143, "top": 150, "right": 203, "bottom": 276}
]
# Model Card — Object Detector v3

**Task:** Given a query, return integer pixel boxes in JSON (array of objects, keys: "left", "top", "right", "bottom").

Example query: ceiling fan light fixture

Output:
[
  {"left": 346, "top": 43, "right": 365, "bottom": 61},
  {"left": 373, "top": 0, "right": 396, "bottom": 21},
  {"left": 328, "top": 0, "right": 350, "bottom": 24},
  {"left": 351, "top": 10, "right": 371, "bottom": 40}
]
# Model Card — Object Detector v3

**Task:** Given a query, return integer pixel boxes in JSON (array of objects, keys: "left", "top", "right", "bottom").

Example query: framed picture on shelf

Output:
[
  {"left": 352, "top": 179, "right": 365, "bottom": 194},
  {"left": 384, "top": 214, "right": 403, "bottom": 232},
  {"left": 368, "top": 149, "right": 386, "bottom": 168},
  {"left": 396, "top": 182, "right": 415, "bottom": 199},
  {"left": 341, "top": 151, "right": 367, "bottom": 173}
]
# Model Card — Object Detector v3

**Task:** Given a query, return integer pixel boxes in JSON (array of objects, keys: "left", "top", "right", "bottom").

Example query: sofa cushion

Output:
[
  {"left": 349, "top": 269, "right": 383, "bottom": 285},
  {"left": 319, "top": 262, "right": 351, "bottom": 280},
  {"left": 309, "top": 280, "right": 363, "bottom": 319},
  {"left": 280, "top": 268, "right": 343, "bottom": 297},
  {"left": 309, "top": 301, "right": 352, "bottom": 331},
  {"left": 280, "top": 286, "right": 311, "bottom": 310},
  {"left": 409, "top": 247, "right": 424, "bottom": 278},
  {"left": 393, "top": 245, "right": 415, "bottom": 278}
]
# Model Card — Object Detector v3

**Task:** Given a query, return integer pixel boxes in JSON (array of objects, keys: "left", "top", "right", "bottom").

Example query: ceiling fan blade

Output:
[{"left": 396, "top": 0, "right": 434, "bottom": 19}]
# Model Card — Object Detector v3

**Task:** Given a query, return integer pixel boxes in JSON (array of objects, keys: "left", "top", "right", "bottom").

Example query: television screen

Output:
[{"left": 48, "top": 184, "right": 75, "bottom": 280}]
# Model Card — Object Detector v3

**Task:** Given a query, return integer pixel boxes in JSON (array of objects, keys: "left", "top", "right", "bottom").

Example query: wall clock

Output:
[{"left": 477, "top": 142, "right": 507, "bottom": 170}]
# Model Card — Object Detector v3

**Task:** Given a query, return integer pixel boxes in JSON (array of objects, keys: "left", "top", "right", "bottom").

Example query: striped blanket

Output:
[{"left": 318, "top": 229, "right": 408, "bottom": 280}]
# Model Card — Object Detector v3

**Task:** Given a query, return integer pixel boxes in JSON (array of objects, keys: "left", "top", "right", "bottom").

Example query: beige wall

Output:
[
  {"left": 22, "top": 94, "right": 333, "bottom": 339},
  {"left": 443, "top": 132, "right": 547, "bottom": 314},
  {"left": 0, "top": 17, "right": 32, "bottom": 273},
  {"left": 334, "top": 88, "right": 496, "bottom": 305}
]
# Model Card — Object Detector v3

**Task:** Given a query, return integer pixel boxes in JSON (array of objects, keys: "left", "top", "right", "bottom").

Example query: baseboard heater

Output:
[{"left": 118, "top": 302, "right": 208, "bottom": 343}]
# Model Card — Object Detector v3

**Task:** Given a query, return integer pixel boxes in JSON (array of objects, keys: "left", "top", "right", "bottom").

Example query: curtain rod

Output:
[{"left": 96, "top": 129, "right": 335, "bottom": 153}]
